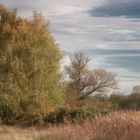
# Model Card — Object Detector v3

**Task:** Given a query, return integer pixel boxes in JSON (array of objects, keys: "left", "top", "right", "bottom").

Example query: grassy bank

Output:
[{"left": 0, "top": 111, "right": 139, "bottom": 140}]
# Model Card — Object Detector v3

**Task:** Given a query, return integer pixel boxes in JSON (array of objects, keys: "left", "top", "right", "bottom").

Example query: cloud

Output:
[
  {"left": 0, "top": 0, "right": 46, "bottom": 10},
  {"left": 0, "top": 0, "right": 140, "bottom": 92},
  {"left": 0, "top": 0, "right": 48, "bottom": 17},
  {"left": 0, "top": 0, "right": 98, "bottom": 17},
  {"left": 101, "top": 29, "right": 140, "bottom": 42},
  {"left": 89, "top": 0, "right": 140, "bottom": 18}
]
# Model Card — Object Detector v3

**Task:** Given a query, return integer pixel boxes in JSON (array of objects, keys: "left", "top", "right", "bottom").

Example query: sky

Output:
[{"left": 0, "top": 0, "right": 140, "bottom": 93}]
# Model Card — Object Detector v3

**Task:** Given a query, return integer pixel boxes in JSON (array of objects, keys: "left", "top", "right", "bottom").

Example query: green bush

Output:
[
  {"left": 0, "top": 94, "right": 22, "bottom": 123},
  {"left": 44, "top": 107, "right": 112, "bottom": 124}
]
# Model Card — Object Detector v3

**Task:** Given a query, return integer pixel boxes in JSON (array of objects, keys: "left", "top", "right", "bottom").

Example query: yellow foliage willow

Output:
[{"left": 0, "top": 5, "right": 64, "bottom": 122}]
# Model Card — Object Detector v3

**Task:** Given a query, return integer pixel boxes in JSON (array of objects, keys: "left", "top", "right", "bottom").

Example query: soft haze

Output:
[{"left": 0, "top": 0, "right": 140, "bottom": 93}]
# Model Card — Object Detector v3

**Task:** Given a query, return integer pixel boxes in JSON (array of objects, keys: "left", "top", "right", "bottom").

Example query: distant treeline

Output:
[{"left": 110, "top": 92, "right": 140, "bottom": 110}]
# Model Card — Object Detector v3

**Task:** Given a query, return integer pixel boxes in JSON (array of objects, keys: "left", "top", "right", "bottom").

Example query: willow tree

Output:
[
  {"left": 0, "top": 5, "right": 64, "bottom": 122},
  {"left": 66, "top": 52, "right": 117, "bottom": 100}
]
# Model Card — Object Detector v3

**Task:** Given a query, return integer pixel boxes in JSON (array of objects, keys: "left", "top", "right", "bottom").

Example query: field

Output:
[{"left": 0, "top": 111, "right": 139, "bottom": 140}]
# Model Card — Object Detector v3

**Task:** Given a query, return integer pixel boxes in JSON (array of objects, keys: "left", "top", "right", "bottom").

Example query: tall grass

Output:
[{"left": 0, "top": 111, "right": 139, "bottom": 140}]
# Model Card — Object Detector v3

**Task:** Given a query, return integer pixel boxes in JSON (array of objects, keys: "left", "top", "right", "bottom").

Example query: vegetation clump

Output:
[{"left": 45, "top": 107, "right": 112, "bottom": 124}]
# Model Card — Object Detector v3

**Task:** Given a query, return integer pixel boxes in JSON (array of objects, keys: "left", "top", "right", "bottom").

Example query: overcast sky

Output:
[{"left": 0, "top": 0, "right": 140, "bottom": 93}]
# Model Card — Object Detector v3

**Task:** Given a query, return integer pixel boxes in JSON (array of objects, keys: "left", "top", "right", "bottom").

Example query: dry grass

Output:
[{"left": 0, "top": 111, "right": 140, "bottom": 140}]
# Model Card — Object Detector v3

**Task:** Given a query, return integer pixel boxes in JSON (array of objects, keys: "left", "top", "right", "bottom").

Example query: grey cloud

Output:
[
  {"left": 84, "top": 48, "right": 140, "bottom": 75},
  {"left": 89, "top": 0, "right": 140, "bottom": 18},
  {"left": 106, "top": 55, "right": 140, "bottom": 73},
  {"left": 0, "top": 0, "right": 47, "bottom": 11},
  {"left": 85, "top": 49, "right": 140, "bottom": 56},
  {"left": 101, "top": 31, "right": 140, "bottom": 42}
]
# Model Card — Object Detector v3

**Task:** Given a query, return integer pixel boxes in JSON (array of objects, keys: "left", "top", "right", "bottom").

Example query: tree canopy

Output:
[
  {"left": 66, "top": 52, "right": 117, "bottom": 100},
  {"left": 0, "top": 5, "right": 64, "bottom": 122}
]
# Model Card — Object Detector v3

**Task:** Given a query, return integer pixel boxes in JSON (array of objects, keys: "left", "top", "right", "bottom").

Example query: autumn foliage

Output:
[{"left": 0, "top": 5, "right": 64, "bottom": 122}]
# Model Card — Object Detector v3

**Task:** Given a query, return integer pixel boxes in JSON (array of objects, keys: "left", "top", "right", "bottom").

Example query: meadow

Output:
[{"left": 0, "top": 111, "right": 139, "bottom": 140}]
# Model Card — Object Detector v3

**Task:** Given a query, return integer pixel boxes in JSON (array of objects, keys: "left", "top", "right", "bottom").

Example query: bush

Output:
[
  {"left": 128, "top": 93, "right": 140, "bottom": 110},
  {"left": 110, "top": 94, "right": 129, "bottom": 109},
  {"left": 44, "top": 107, "right": 112, "bottom": 124},
  {"left": 0, "top": 94, "right": 21, "bottom": 123},
  {"left": 110, "top": 93, "right": 140, "bottom": 110}
]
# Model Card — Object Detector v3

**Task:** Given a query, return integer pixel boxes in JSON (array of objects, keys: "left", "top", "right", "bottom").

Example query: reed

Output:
[{"left": 0, "top": 111, "right": 139, "bottom": 140}]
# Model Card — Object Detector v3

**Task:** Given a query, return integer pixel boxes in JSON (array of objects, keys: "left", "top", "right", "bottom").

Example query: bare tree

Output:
[
  {"left": 133, "top": 86, "right": 140, "bottom": 94},
  {"left": 66, "top": 52, "right": 117, "bottom": 100}
]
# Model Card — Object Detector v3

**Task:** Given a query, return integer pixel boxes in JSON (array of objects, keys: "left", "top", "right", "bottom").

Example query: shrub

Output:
[
  {"left": 44, "top": 107, "right": 112, "bottom": 124},
  {"left": 110, "top": 93, "right": 140, "bottom": 110},
  {"left": 128, "top": 93, "right": 140, "bottom": 110}
]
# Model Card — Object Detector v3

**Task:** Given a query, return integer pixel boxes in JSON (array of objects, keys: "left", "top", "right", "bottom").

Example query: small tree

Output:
[
  {"left": 66, "top": 52, "right": 117, "bottom": 100},
  {"left": 133, "top": 86, "right": 140, "bottom": 94},
  {"left": 0, "top": 5, "right": 64, "bottom": 122}
]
